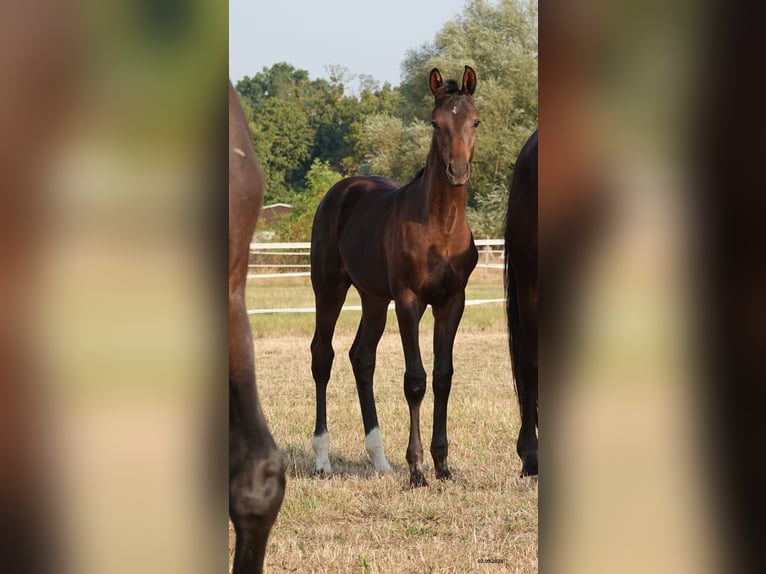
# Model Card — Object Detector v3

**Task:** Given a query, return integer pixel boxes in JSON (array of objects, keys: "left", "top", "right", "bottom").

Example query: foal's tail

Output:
[{"left": 503, "top": 203, "right": 523, "bottom": 412}]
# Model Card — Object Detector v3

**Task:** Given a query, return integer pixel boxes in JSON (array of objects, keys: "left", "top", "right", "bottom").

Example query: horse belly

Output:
[{"left": 340, "top": 242, "right": 392, "bottom": 300}]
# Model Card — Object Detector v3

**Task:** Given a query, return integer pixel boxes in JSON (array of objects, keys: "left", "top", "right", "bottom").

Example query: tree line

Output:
[{"left": 236, "top": 0, "right": 537, "bottom": 240}]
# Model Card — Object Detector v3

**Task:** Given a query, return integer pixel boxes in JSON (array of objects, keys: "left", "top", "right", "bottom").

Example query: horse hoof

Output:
[
  {"left": 313, "top": 468, "right": 330, "bottom": 479},
  {"left": 365, "top": 428, "right": 392, "bottom": 473},
  {"left": 520, "top": 454, "right": 538, "bottom": 477},
  {"left": 409, "top": 471, "right": 428, "bottom": 488},
  {"left": 435, "top": 468, "right": 452, "bottom": 481}
]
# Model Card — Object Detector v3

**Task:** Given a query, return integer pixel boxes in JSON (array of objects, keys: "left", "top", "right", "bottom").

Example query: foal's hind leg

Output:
[
  {"left": 310, "top": 276, "right": 351, "bottom": 475},
  {"left": 430, "top": 293, "right": 466, "bottom": 480},
  {"left": 350, "top": 293, "right": 392, "bottom": 473}
]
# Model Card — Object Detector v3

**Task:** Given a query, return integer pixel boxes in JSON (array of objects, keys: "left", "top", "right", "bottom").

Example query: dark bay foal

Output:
[{"left": 310, "top": 66, "right": 480, "bottom": 487}]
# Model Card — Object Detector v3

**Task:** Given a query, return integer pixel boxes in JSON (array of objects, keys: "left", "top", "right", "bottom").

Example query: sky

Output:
[{"left": 229, "top": 0, "right": 469, "bottom": 89}]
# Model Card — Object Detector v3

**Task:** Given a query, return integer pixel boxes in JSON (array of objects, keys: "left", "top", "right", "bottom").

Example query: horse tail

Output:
[
  {"left": 503, "top": 195, "right": 524, "bottom": 413},
  {"left": 504, "top": 130, "right": 537, "bottom": 414}
]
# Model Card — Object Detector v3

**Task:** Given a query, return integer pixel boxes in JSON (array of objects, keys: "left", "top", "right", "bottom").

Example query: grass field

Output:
[{"left": 231, "top": 269, "right": 538, "bottom": 573}]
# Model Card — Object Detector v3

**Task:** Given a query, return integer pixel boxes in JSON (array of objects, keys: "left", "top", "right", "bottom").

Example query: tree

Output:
[
  {"left": 467, "top": 182, "right": 509, "bottom": 239},
  {"left": 236, "top": 62, "right": 311, "bottom": 113},
  {"left": 356, "top": 114, "right": 431, "bottom": 183},
  {"left": 342, "top": 82, "right": 402, "bottom": 175},
  {"left": 271, "top": 159, "right": 343, "bottom": 241},
  {"left": 237, "top": 63, "right": 346, "bottom": 202},
  {"left": 238, "top": 62, "right": 408, "bottom": 203},
  {"left": 247, "top": 95, "right": 314, "bottom": 202}
]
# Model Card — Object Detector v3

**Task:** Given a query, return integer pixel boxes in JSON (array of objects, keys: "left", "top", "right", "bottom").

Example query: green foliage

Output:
[
  {"left": 342, "top": 83, "right": 401, "bottom": 175},
  {"left": 467, "top": 182, "right": 509, "bottom": 239},
  {"left": 237, "top": 0, "right": 538, "bottom": 239},
  {"left": 248, "top": 95, "right": 314, "bottom": 201},
  {"left": 270, "top": 159, "right": 343, "bottom": 242},
  {"left": 237, "top": 62, "right": 400, "bottom": 204},
  {"left": 357, "top": 114, "right": 431, "bottom": 183},
  {"left": 236, "top": 62, "right": 311, "bottom": 112}
]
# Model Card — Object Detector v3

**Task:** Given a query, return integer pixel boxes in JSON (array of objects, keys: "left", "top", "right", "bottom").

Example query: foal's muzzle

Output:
[{"left": 446, "top": 162, "right": 471, "bottom": 186}]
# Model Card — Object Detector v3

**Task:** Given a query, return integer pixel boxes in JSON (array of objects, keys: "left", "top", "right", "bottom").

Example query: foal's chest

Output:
[{"left": 397, "top": 229, "right": 478, "bottom": 301}]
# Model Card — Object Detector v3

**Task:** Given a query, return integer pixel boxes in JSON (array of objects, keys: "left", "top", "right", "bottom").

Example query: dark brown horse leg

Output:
[
  {"left": 516, "top": 280, "right": 538, "bottom": 477},
  {"left": 229, "top": 299, "right": 286, "bottom": 574},
  {"left": 430, "top": 293, "right": 466, "bottom": 480},
  {"left": 350, "top": 294, "right": 393, "bottom": 472},
  {"left": 395, "top": 294, "right": 428, "bottom": 487},
  {"left": 230, "top": 426, "right": 285, "bottom": 574},
  {"left": 310, "top": 279, "right": 350, "bottom": 475},
  {"left": 517, "top": 337, "right": 538, "bottom": 477}
]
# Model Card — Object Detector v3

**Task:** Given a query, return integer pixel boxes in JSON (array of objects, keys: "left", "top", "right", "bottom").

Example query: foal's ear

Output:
[
  {"left": 462, "top": 65, "right": 477, "bottom": 96},
  {"left": 429, "top": 68, "right": 443, "bottom": 96}
]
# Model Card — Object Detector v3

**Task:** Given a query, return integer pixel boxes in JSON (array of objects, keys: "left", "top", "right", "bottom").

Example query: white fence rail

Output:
[
  {"left": 247, "top": 298, "right": 505, "bottom": 315},
  {"left": 247, "top": 239, "right": 505, "bottom": 314},
  {"left": 247, "top": 239, "right": 504, "bottom": 280}
]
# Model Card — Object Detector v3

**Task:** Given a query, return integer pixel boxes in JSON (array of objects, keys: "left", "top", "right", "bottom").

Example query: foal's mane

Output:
[{"left": 435, "top": 79, "right": 462, "bottom": 97}]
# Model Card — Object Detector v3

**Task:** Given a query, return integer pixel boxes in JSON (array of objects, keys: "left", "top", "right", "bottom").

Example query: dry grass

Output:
[{"left": 232, "top": 271, "right": 538, "bottom": 573}]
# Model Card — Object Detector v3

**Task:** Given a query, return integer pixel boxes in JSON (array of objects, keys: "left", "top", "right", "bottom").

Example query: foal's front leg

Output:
[{"left": 395, "top": 293, "right": 428, "bottom": 487}]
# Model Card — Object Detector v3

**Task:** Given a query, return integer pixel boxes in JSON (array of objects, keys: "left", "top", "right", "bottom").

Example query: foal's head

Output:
[{"left": 429, "top": 66, "right": 480, "bottom": 187}]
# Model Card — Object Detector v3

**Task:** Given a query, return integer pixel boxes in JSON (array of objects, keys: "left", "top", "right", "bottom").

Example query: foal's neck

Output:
[{"left": 421, "top": 142, "right": 468, "bottom": 236}]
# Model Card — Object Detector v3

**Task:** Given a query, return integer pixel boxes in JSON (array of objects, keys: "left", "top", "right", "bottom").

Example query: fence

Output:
[
  {"left": 246, "top": 239, "right": 505, "bottom": 314},
  {"left": 247, "top": 239, "right": 504, "bottom": 280}
]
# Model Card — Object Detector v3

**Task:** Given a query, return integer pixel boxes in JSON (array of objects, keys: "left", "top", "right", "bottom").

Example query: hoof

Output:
[
  {"left": 409, "top": 470, "right": 428, "bottom": 488},
  {"left": 312, "top": 432, "right": 332, "bottom": 476},
  {"left": 435, "top": 467, "right": 452, "bottom": 481},
  {"left": 312, "top": 468, "right": 330, "bottom": 479},
  {"left": 365, "top": 427, "right": 392, "bottom": 473},
  {"left": 520, "top": 454, "right": 538, "bottom": 477}
]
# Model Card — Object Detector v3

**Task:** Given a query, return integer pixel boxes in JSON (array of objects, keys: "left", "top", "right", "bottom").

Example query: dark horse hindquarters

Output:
[
  {"left": 504, "top": 130, "right": 538, "bottom": 477},
  {"left": 310, "top": 67, "right": 480, "bottom": 488},
  {"left": 228, "top": 81, "right": 286, "bottom": 573}
]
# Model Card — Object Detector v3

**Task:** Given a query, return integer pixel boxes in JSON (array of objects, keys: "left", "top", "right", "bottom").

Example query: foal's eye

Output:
[
  {"left": 431, "top": 121, "right": 440, "bottom": 130},
  {"left": 473, "top": 119, "right": 481, "bottom": 128}
]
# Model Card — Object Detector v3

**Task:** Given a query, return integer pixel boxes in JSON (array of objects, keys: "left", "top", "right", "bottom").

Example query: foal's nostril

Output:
[{"left": 446, "top": 161, "right": 469, "bottom": 184}]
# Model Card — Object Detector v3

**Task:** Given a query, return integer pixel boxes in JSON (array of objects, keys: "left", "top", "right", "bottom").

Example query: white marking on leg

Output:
[
  {"left": 312, "top": 432, "right": 332, "bottom": 474},
  {"left": 365, "top": 427, "right": 393, "bottom": 473},
  {"left": 232, "top": 147, "right": 246, "bottom": 157}
]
